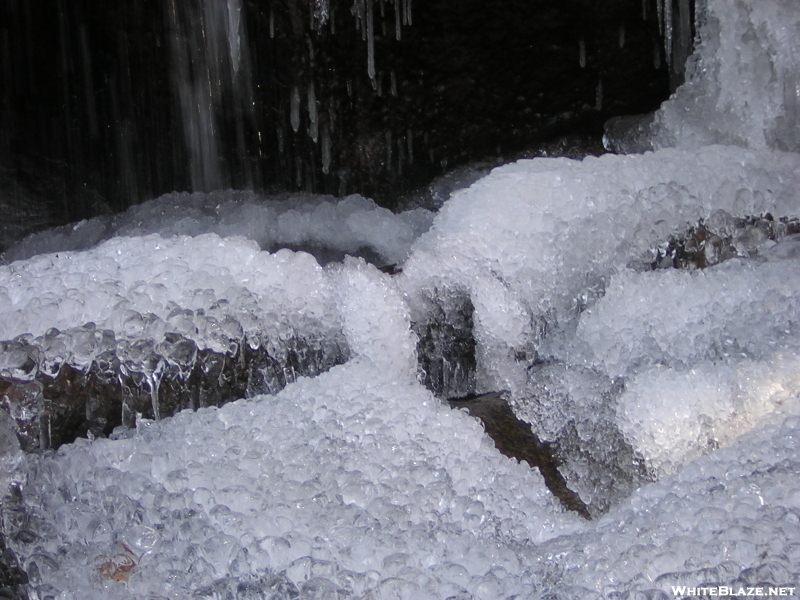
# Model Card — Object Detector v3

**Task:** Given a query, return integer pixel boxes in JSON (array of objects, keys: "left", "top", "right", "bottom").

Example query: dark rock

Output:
[
  {"left": 0, "top": 332, "right": 349, "bottom": 451},
  {"left": 448, "top": 392, "right": 591, "bottom": 519}
]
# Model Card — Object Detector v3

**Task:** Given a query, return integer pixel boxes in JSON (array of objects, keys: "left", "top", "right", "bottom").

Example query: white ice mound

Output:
[
  {"left": 0, "top": 234, "right": 337, "bottom": 353},
  {"left": 401, "top": 145, "right": 800, "bottom": 394},
  {"left": 577, "top": 239, "right": 800, "bottom": 378},
  {"left": 10, "top": 360, "right": 579, "bottom": 599},
  {"left": 2, "top": 190, "right": 434, "bottom": 267},
  {"left": 0, "top": 233, "right": 417, "bottom": 392},
  {"left": 652, "top": 0, "right": 800, "bottom": 152},
  {"left": 617, "top": 344, "right": 800, "bottom": 476}
]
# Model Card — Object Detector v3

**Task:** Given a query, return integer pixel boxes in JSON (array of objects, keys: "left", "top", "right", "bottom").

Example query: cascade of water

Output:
[{"left": 166, "top": 0, "right": 254, "bottom": 192}]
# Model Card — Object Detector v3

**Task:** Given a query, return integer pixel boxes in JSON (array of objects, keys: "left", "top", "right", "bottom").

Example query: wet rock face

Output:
[{"left": 1, "top": 0, "right": 670, "bottom": 243}]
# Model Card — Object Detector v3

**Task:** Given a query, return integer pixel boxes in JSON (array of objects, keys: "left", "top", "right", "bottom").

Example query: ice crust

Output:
[
  {"left": 4, "top": 362, "right": 800, "bottom": 599},
  {"left": 401, "top": 146, "right": 800, "bottom": 396},
  {"left": 1, "top": 191, "right": 433, "bottom": 268},
  {"left": 651, "top": 0, "right": 800, "bottom": 152},
  {"left": 3, "top": 0, "right": 800, "bottom": 596}
]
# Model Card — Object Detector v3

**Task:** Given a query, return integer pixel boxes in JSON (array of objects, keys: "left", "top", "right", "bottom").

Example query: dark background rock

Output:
[{"left": 0, "top": 0, "right": 675, "bottom": 250}]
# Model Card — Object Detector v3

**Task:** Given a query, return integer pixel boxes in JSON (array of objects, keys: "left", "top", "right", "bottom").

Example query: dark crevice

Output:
[{"left": 448, "top": 392, "right": 592, "bottom": 519}]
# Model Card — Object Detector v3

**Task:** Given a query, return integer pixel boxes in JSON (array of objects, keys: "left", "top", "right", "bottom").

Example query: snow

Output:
[{"left": 2, "top": 0, "right": 800, "bottom": 598}]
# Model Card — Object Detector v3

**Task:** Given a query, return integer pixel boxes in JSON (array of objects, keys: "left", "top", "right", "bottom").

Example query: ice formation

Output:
[
  {"left": 653, "top": 0, "right": 800, "bottom": 152},
  {"left": 2, "top": 0, "right": 800, "bottom": 597},
  {"left": 1, "top": 191, "right": 433, "bottom": 267}
]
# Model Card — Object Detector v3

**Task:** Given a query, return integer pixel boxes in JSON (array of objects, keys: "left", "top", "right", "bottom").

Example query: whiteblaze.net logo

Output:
[{"left": 670, "top": 586, "right": 796, "bottom": 597}]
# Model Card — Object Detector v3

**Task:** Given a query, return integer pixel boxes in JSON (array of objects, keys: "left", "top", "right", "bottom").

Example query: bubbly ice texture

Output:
[
  {"left": 4, "top": 362, "right": 800, "bottom": 599},
  {"left": 1, "top": 190, "right": 434, "bottom": 268},
  {"left": 401, "top": 146, "right": 800, "bottom": 396},
  {"left": 651, "top": 0, "right": 800, "bottom": 152},
  {"left": 4, "top": 0, "right": 800, "bottom": 596}
]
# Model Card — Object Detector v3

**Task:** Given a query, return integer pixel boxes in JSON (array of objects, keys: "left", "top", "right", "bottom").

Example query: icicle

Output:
[
  {"left": 379, "top": 0, "right": 385, "bottom": 18},
  {"left": 277, "top": 126, "right": 284, "bottom": 153},
  {"left": 657, "top": 0, "right": 664, "bottom": 34},
  {"left": 579, "top": 39, "right": 586, "bottom": 68},
  {"left": 308, "top": 81, "right": 318, "bottom": 142},
  {"left": 406, "top": 0, "right": 412, "bottom": 26},
  {"left": 595, "top": 79, "right": 603, "bottom": 111},
  {"left": 397, "top": 137, "right": 405, "bottom": 175},
  {"left": 270, "top": 6, "right": 275, "bottom": 38},
  {"left": 330, "top": 5, "right": 336, "bottom": 34},
  {"left": 395, "top": 0, "right": 401, "bottom": 40},
  {"left": 227, "top": 0, "right": 242, "bottom": 74},
  {"left": 664, "top": 0, "right": 673, "bottom": 66},
  {"left": 291, "top": 86, "right": 301, "bottom": 132},
  {"left": 619, "top": 25, "right": 625, "bottom": 48},
  {"left": 390, "top": 71, "right": 397, "bottom": 97},
  {"left": 353, "top": 0, "right": 366, "bottom": 40},
  {"left": 367, "top": 0, "right": 375, "bottom": 79},
  {"left": 407, "top": 129, "right": 413, "bottom": 163},
  {"left": 642, "top": 0, "right": 647, "bottom": 21},
  {"left": 347, "top": 79, "right": 353, "bottom": 97},
  {"left": 322, "top": 125, "right": 332, "bottom": 174}
]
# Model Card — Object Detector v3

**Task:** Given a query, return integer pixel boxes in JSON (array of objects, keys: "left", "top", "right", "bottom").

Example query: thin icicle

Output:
[
  {"left": 406, "top": 0, "right": 412, "bottom": 26},
  {"left": 308, "top": 81, "right": 319, "bottom": 142},
  {"left": 226, "top": 0, "right": 242, "bottom": 75},
  {"left": 619, "top": 25, "right": 625, "bottom": 48},
  {"left": 657, "top": 0, "right": 664, "bottom": 34},
  {"left": 664, "top": 0, "right": 673, "bottom": 66},
  {"left": 367, "top": 0, "right": 375, "bottom": 79},
  {"left": 291, "top": 86, "right": 301, "bottom": 132},
  {"left": 579, "top": 39, "right": 586, "bottom": 68},
  {"left": 390, "top": 71, "right": 397, "bottom": 97},
  {"left": 322, "top": 125, "right": 332, "bottom": 174},
  {"left": 269, "top": 6, "right": 275, "bottom": 38},
  {"left": 395, "top": 0, "right": 401, "bottom": 40}
]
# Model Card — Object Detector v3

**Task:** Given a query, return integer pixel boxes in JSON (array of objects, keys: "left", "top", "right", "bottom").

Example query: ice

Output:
[
  {"left": 4, "top": 360, "right": 580, "bottom": 598},
  {"left": 4, "top": 0, "right": 800, "bottom": 597},
  {"left": 401, "top": 146, "right": 800, "bottom": 396},
  {"left": 651, "top": 0, "right": 800, "bottom": 152},
  {"left": 2, "top": 190, "right": 434, "bottom": 268}
]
